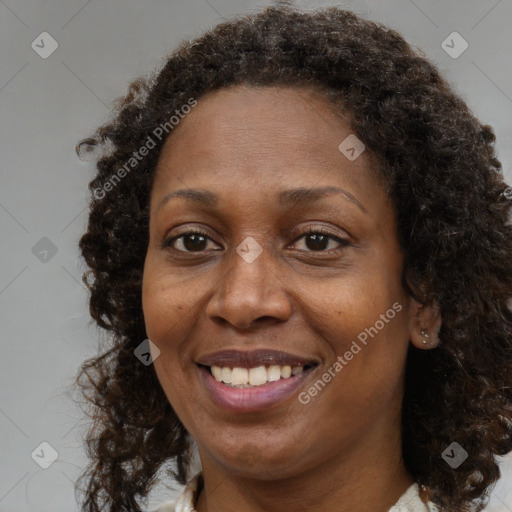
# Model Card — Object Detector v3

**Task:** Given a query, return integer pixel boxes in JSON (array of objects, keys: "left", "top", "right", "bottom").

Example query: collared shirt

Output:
[{"left": 151, "top": 471, "right": 440, "bottom": 512}]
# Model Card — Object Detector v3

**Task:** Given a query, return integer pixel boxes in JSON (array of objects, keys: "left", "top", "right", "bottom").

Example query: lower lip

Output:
[{"left": 198, "top": 365, "right": 316, "bottom": 413}]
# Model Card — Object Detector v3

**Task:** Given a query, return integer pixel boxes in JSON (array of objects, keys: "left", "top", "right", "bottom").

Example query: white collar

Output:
[{"left": 153, "top": 471, "right": 439, "bottom": 512}]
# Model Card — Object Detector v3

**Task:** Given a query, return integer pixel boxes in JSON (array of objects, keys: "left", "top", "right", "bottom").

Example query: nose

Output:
[{"left": 205, "top": 240, "right": 292, "bottom": 330}]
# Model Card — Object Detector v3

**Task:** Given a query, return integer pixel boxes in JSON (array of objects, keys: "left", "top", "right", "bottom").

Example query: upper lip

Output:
[{"left": 196, "top": 349, "right": 320, "bottom": 369}]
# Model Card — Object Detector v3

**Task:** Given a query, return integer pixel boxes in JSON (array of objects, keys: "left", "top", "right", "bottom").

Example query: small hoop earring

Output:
[{"left": 421, "top": 330, "right": 430, "bottom": 345}]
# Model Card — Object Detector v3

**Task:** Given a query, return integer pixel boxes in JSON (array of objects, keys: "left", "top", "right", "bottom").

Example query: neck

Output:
[{"left": 194, "top": 424, "right": 413, "bottom": 512}]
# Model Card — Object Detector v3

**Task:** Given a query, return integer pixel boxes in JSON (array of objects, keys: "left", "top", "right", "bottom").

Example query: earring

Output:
[{"left": 421, "top": 330, "right": 430, "bottom": 345}]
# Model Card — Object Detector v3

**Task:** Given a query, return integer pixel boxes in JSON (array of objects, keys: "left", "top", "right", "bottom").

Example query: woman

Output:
[{"left": 74, "top": 5, "right": 512, "bottom": 512}]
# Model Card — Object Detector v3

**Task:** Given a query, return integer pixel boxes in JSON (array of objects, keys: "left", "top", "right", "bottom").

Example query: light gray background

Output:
[{"left": 1, "top": 1, "right": 511, "bottom": 511}]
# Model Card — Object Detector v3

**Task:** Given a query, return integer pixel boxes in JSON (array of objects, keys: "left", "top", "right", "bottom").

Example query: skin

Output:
[{"left": 142, "top": 84, "right": 440, "bottom": 512}]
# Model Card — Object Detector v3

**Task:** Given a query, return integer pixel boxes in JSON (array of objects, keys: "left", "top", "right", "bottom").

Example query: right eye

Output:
[{"left": 162, "top": 229, "right": 222, "bottom": 253}]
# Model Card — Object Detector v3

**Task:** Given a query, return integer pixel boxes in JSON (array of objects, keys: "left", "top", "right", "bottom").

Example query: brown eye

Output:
[
  {"left": 162, "top": 227, "right": 349, "bottom": 254},
  {"left": 163, "top": 229, "right": 220, "bottom": 253},
  {"left": 292, "top": 228, "right": 350, "bottom": 252}
]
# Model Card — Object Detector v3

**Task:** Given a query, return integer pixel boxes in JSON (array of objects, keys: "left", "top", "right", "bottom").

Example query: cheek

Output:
[
  {"left": 142, "top": 261, "right": 202, "bottom": 340},
  {"left": 141, "top": 284, "right": 191, "bottom": 415},
  {"left": 300, "top": 262, "right": 407, "bottom": 346},
  {"left": 301, "top": 269, "right": 409, "bottom": 403},
  {"left": 142, "top": 275, "right": 185, "bottom": 389},
  {"left": 141, "top": 263, "right": 209, "bottom": 404},
  {"left": 321, "top": 304, "right": 409, "bottom": 420}
]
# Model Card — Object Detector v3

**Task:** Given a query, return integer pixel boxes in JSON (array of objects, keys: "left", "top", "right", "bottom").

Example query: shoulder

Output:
[
  {"left": 148, "top": 502, "right": 176, "bottom": 512},
  {"left": 148, "top": 471, "right": 202, "bottom": 512},
  {"left": 388, "top": 483, "right": 439, "bottom": 512}
]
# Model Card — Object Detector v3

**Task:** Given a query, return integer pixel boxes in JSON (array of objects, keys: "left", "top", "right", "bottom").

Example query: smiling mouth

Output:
[{"left": 198, "top": 363, "right": 318, "bottom": 388}]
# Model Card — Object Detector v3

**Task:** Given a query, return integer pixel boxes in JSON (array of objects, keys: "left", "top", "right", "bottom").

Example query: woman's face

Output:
[{"left": 142, "top": 85, "right": 421, "bottom": 480}]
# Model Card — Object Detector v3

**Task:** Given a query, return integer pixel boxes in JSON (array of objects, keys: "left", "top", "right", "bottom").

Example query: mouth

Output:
[
  {"left": 198, "top": 362, "right": 318, "bottom": 387},
  {"left": 195, "top": 349, "right": 320, "bottom": 412}
]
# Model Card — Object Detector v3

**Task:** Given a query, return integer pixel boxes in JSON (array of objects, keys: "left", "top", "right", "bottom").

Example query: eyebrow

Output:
[{"left": 156, "top": 186, "right": 368, "bottom": 214}]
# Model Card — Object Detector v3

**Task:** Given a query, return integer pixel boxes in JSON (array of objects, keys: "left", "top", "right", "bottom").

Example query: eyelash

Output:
[{"left": 161, "top": 227, "right": 350, "bottom": 253}]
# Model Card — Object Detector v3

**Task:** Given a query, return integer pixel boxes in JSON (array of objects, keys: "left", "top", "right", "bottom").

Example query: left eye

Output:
[{"left": 292, "top": 229, "right": 350, "bottom": 252}]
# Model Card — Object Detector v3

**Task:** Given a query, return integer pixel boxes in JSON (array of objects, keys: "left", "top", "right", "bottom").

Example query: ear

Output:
[{"left": 408, "top": 299, "right": 442, "bottom": 350}]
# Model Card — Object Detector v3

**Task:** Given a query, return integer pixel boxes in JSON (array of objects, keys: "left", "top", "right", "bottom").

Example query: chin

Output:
[{"left": 199, "top": 434, "right": 315, "bottom": 480}]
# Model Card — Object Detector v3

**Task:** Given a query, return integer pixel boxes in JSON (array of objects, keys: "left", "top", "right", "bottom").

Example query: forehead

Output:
[
  {"left": 152, "top": 84, "right": 383, "bottom": 208},
  {"left": 162, "top": 84, "right": 351, "bottom": 156}
]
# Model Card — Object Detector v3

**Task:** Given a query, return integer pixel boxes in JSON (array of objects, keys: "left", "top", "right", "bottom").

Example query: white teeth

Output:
[
  {"left": 209, "top": 364, "right": 308, "bottom": 387},
  {"left": 211, "top": 366, "right": 223, "bottom": 382},
  {"left": 267, "top": 365, "right": 281, "bottom": 382},
  {"left": 231, "top": 367, "right": 249, "bottom": 385},
  {"left": 221, "top": 366, "right": 232, "bottom": 384},
  {"left": 249, "top": 366, "right": 267, "bottom": 386},
  {"left": 280, "top": 365, "right": 292, "bottom": 378}
]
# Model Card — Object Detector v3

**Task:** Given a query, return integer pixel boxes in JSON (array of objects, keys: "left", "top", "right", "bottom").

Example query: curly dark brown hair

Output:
[{"left": 73, "top": 4, "right": 512, "bottom": 512}]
